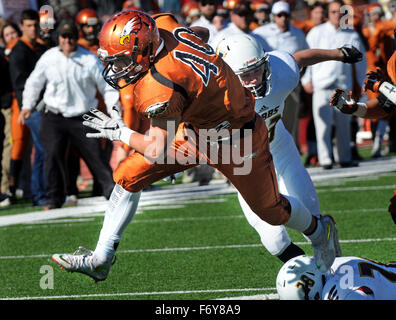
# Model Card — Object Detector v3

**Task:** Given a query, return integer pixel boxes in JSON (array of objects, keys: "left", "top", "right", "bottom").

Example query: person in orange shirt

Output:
[
  {"left": 52, "top": 10, "right": 339, "bottom": 282},
  {"left": 293, "top": 1, "right": 326, "bottom": 35},
  {"left": 331, "top": 50, "right": 396, "bottom": 122},
  {"left": 331, "top": 49, "right": 396, "bottom": 222}
]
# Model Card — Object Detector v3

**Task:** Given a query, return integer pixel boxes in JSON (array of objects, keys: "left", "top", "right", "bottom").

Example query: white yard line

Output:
[
  {"left": 1, "top": 237, "right": 396, "bottom": 260},
  {"left": 1, "top": 287, "right": 277, "bottom": 300},
  {"left": 216, "top": 293, "right": 279, "bottom": 300}
]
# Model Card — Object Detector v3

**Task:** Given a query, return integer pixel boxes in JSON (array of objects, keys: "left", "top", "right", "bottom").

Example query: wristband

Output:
[
  {"left": 379, "top": 82, "right": 396, "bottom": 105},
  {"left": 120, "top": 127, "right": 135, "bottom": 146},
  {"left": 353, "top": 102, "right": 367, "bottom": 117}
]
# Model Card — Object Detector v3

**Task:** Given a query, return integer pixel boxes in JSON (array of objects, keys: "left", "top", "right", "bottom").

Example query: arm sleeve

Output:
[{"left": 21, "top": 55, "right": 47, "bottom": 110}]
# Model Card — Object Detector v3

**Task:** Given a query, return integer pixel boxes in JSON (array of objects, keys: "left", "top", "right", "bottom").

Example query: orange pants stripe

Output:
[{"left": 10, "top": 96, "right": 29, "bottom": 161}]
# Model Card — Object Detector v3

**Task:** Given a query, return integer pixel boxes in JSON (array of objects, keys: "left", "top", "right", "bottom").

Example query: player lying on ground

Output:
[
  {"left": 276, "top": 254, "right": 396, "bottom": 300},
  {"left": 216, "top": 34, "right": 362, "bottom": 262},
  {"left": 52, "top": 10, "right": 338, "bottom": 282}
]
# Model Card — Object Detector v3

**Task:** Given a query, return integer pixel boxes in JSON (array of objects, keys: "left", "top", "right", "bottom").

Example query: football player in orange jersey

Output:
[
  {"left": 331, "top": 48, "right": 396, "bottom": 224},
  {"left": 331, "top": 50, "right": 396, "bottom": 127},
  {"left": 52, "top": 10, "right": 339, "bottom": 282},
  {"left": 75, "top": 8, "right": 100, "bottom": 54}
]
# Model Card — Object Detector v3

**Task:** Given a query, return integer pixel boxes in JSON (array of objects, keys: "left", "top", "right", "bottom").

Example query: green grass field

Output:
[{"left": 1, "top": 169, "right": 396, "bottom": 301}]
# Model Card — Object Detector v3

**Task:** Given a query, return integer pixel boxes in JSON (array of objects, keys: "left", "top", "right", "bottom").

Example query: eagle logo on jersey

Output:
[
  {"left": 120, "top": 16, "right": 142, "bottom": 46},
  {"left": 144, "top": 101, "right": 169, "bottom": 118}
]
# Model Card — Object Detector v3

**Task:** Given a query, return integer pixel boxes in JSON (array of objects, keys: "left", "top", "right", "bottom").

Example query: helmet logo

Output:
[{"left": 120, "top": 16, "right": 142, "bottom": 45}]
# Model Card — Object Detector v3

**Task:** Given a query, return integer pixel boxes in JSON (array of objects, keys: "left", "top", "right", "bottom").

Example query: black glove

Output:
[{"left": 338, "top": 45, "right": 363, "bottom": 64}]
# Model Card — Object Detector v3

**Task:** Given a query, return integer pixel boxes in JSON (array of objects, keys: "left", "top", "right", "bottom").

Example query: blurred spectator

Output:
[
  {"left": 8, "top": 9, "right": 47, "bottom": 205},
  {"left": 19, "top": 21, "right": 118, "bottom": 210},
  {"left": 253, "top": 1, "right": 308, "bottom": 53},
  {"left": 210, "top": 0, "right": 270, "bottom": 50},
  {"left": 253, "top": 1, "right": 309, "bottom": 148},
  {"left": 48, "top": 0, "right": 79, "bottom": 21},
  {"left": 75, "top": 7, "right": 113, "bottom": 199},
  {"left": 85, "top": 0, "right": 127, "bottom": 22},
  {"left": 0, "top": 0, "right": 39, "bottom": 23},
  {"left": 37, "top": 9, "right": 57, "bottom": 48},
  {"left": 293, "top": 1, "right": 326, "bottom": 35},
  {"left": 363, "top": 3, "right": 385, "bottom": 72},
  {"left": 75, "top": 8, "right": 100, "bottom": 53},
  {"left": 1, "top": 21, "right": 29, "bottom": 206},
  {"left": 371, "top": 0, "right": 396, "bottom": 153},
  {"left": 362, "top": 3, "right": 387, "bottom": 158},
  {"left": 212, "top": 4, "right": 229, "bottom": 31},
  {"left": 250, "top": 0, "right": 271, "bottom": 29},
  {"left": 293, "top": 1, "right": 327, "bottom": 166},
  {"left": 190, "top": 0, "right": 219, "bottom": 43},
  {"left": 181, "top": 1, "right": 201, "bottom": 26},
  {"left": 157, "top": 0, "right": 181, "bottom": 13},
  {"left": 301, "top": 0, "right": 367, "bottom": 169},
  {"left": 0, "top": 23, "right": 16, "bottom": 206}
]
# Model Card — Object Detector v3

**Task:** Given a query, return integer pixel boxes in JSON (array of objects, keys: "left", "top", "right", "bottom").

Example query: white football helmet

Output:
[
  {"left": 276, "top": 255, "right": 326, "bottom": 300},
  {"left": 215, "top": 34, "right": 271, "bottom": 99}
]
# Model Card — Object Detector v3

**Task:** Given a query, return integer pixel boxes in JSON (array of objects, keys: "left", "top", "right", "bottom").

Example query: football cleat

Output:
[
  {"left": 312, "top": 215, "right": 337, "bottom": 272},
  {"left": 51, "top": 246, "right": 116, "bottom": 282}
]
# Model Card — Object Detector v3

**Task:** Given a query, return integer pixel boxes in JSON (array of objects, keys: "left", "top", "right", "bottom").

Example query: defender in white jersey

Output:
[
  {"left": 277, "top": 255, "right": 396, "bottom": 300},
  {"left": 216, "top": 34, "right": 363, "bottom": 262}
]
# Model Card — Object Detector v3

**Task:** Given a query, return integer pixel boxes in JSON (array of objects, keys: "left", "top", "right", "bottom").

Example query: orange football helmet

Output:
[
  {"left": 366, "top": 3, "right": 383, "bottom": 16},
  {"left": 223, "top": 0, "right": 245, "bottom": 10},
  {"left": 75, "top": 9, "right": 100, "bottom": 41},
  {"left": 181, "top": 1, "right": 200, "bottom": 24},
  {"left": 98, "top": 10, "right": 162, "bottom": 89},
  {"left": 250, "top": 0, "right": 270, "bottom": 12},
  {"left": 75, "top": 8, "right": 99, "bottom": 26}
]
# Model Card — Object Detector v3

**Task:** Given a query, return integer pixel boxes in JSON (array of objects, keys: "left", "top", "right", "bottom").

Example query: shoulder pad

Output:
[{"left": 152, "top": 13, "right": 178, "bottom": 23}]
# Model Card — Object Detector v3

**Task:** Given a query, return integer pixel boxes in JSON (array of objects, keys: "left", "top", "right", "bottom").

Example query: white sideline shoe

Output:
[
  {"left": 52, "top": 246, "right": 115, "bottom": 282},
  {"left": 312, "top": 215, "right": 337, "bottom": 272}
]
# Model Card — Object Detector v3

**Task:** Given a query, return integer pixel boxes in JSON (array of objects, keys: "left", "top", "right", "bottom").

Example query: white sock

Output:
[
  {"left": 94, "top": 184, "right": 141, "bottom": 264},
  {"left": 303, "top": 216, "right": 324, "bottom": 245},
  {"left": 283, "top": 194, "right": 313, "bottom": 233}
]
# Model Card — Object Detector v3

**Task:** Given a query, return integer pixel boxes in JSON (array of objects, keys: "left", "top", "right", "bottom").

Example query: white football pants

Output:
[
  {"left": 312, "top": 88, "right": 352, "bottom": 166},
  {"left": 238, "top": 123, "right": 321, "bottom": 256}
]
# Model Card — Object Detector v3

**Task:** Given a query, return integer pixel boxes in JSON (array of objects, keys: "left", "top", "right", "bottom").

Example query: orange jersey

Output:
[
  {"left": 293, "top": 19, "right": 315, "bottom": 35},
  {"left": 362, "top": 25, "right": 380, "bottom": 72},
  {"left": 372, "top": 19, "right": 396, "bottom": 69},
  {"left": 131, "top": 13, "right": 255, "bottom": 130},
  {"left": 387, "top": 51, "right": 396, "bottom": 84}
]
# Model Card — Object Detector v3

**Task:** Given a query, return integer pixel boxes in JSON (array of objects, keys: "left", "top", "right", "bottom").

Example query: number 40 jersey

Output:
[{"left": 322, "top": 256, "right": 396, "bottom": 300}]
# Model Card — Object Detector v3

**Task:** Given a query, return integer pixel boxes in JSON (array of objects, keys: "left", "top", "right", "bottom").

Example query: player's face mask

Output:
[
  {"left": 99, "top": 51, "right": 144, "bottom": 90},
  {"left": 237, "top": 61, "right": 271, "bottom": 99}
]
